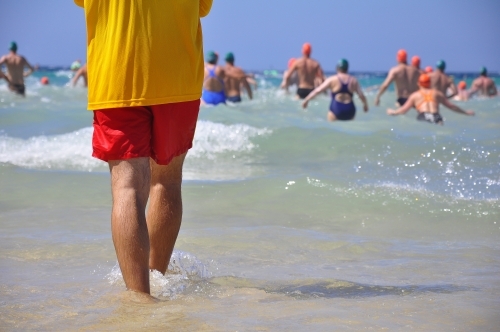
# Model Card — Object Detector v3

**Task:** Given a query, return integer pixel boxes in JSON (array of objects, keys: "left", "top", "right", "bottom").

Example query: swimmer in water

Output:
[
  {"left": 454, "top": 81, "right": 469, "bottom": 101},
  {"left": 411, "top": 56, "right": 424, "bottom": 74},
  {"left": 387, "top": 74, "right": 474, "bottom": 125},
  {"left": 280, "top": 58, "right": 299, "bottom": 93},
  {"left": 429, "top": 60, "right": 457, "bottom": 98},
  {"left": 71, "top": 64, "right": 88, "bottom": 87},
  {"left": 201, "top": 51, "right": 226, "bottom": 106},
  {"left": 70, "top": 59, "right": 82, "bottom": 71},
  {"left": 375, "top": 49, "right": 421, "bottom": 107},
  {"left": 469, "top": 67, "right": 498, "bottom": 98},
  {"left": 0, "top": 42, "right": 35, "bottom": 96},
  {"left": 425, "top": 66, "right": 433, "bottom": 73},
  {"left": 280, "top": 43, "right": 324, "bottom": 99},
  {"left": 223, "top": 52, "right": 252, "bottom": 103},
  {"left": 302, "top": 59, "right": 368, "bottom": 121}
]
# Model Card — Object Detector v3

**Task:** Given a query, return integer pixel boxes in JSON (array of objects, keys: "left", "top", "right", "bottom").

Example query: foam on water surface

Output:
[{"left": 106, "top": 250, "right": 211, "bottom": 299}]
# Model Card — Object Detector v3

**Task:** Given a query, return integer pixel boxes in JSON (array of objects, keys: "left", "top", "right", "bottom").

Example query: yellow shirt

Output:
[{"left": 74, "top": 0, "right": 213, "bottom": 110}]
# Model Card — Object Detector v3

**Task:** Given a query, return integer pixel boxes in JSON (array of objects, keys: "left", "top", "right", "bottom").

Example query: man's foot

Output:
[{"left": 121, "top": 290, "right": 160, "bottom": 304}]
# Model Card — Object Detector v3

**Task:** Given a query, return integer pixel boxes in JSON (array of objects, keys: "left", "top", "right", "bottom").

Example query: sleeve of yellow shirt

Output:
[
  {"left": 199, "top": 0, "right": 213, "bottom": 18},
  {"left": 74, "top": 0, "right": 84, "bottom": 8}
]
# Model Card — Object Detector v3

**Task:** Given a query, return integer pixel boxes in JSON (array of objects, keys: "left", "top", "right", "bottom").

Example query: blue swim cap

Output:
[{"left": 480, "top": 66, "right": 487, "bottom": 76}]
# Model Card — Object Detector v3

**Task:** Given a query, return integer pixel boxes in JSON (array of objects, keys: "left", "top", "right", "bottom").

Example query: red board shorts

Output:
[{"left": 92, "top": 100, "right": 200, "bottom": 165}]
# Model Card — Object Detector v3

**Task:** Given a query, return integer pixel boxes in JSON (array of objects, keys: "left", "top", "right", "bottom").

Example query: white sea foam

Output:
[
  {"left": 0, "top": 121, "right": 271, "bottom": 176},
  {"left": 190, "top": 120, "right": 270, "bottom": 159},
  {"left": 0, "top": 127, "right": 99, "bottom": 171},
  {"left": 106, "top": 250, "right": 210, "bottom": 299}
]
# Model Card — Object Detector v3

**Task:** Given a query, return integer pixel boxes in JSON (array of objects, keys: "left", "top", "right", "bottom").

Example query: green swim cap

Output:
[
  {"left": 9, "top": 41, "right": 17, "bottom": 52},
  {"left": 206, "top": 51, "right": 217, "bottom": 64},
  {"left": 480, "top": 66, "right": 487, "bottom": 76},
  {"left": 436, "top": 60, "right": 446, "bottom": 71},
  {"left": 225, "top": 52, "right": 235, "bottom": 63},
  {"left": 337, "top": 58, "right": 349, "bottom": 71}
]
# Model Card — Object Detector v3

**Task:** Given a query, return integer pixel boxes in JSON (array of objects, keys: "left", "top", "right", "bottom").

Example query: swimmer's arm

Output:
[
  {"left": 489, "top": 84, "right": 498, "bottom": 96},
  {"left": 317, "top": 65, "right": 325, "bottom": 84},
  {"left": 387, "top": 97, "right": 414, "bottom": 115},
  {"left": 375, "top": 70, "right": 394, "bottom": 105},
  {"left": 468, "top": 81, "right": 479, "bottom": 97},
  {"left": 301, "top": 77, "right": 332, "bottom": 109},
  {"left": 446, "top": 80, "right": 457, "bottom": 99},
  {"left": 241, "top": 76, "right": 253, "bottom": 100},
  {"left": 199, "top": 0, "right": 213, "bottom": 17},
  {"left": 22, "top": 58, "right": 35, "bottom": 77},
  {"left": 71, "top": 67, "right": 84, "bottom": 86},
  {"left": 246, "top": 76, "right": 257, "bottom": 90},
  {"left": 280, "top": 64, "right": 296, "bottom": 89},
  {"left": 0, "top": 71, "right": 10, "bottom": 84},
  {"left": 354, "top": 79, "right": 369, "bottom": 112},
  {"left": 441, "top": 97, "right": 474, "bottom": 116}
]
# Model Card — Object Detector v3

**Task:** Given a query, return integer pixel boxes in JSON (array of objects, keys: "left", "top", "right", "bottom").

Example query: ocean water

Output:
[{"left": 1, "top": 71, "right": 499, "bottom": 331}]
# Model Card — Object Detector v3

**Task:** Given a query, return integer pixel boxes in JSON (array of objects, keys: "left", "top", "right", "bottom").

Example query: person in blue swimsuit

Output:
[
  {"left": 201, "top": 51, "right": 226, "bottom": 106},
  {"left": 302, "top": 59, "right": 368, "bottom": 121}
]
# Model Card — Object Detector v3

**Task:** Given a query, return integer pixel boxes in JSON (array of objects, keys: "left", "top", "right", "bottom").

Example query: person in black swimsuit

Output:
[
  {"left": 0, "top": 42, "right": 34, "bottom": 96},
  {"left": 387, "top": 74, "right": 475, "bottom": 125},
  {"left": 302, "top": 59, "right": 368, "bottom": 121},
  {"left": 375, "top": 49, "right": 420, "bottom": 107},
  {"left": 280, "top": 43, "right": 324, "bottom": 99}
]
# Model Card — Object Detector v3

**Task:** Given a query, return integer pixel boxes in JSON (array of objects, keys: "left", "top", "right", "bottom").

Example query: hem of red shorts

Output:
[
  {"left": 153, "top": 143, "right": 193, "bottom": 166},
  {"left": 92, "top": 149, "right": 150, "bottom": 162}
]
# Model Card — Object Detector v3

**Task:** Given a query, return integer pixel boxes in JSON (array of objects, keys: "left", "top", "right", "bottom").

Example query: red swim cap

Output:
[
  {"left": 425, "top": 66, "right": 433, "bottom": 73},
  {"left": 302, "top": 43, "right": 312, "bottom": 56},
  {"left": 458, "top": 81, "right": 466, "bottom": 90},
  {"left": 419, "top": 74, "right": 431, "bottom": 88},
  {"left": 397, "top": 49, "right": 407, "bottom": 63},
  {"left": 288, "top": 58, "right": 296, "bottom": 69},
  {"left": 40, "top": 76, "right": 49, "bottom": 85},
  {"left": 411, "top": 56, "right": 420, "bottom": 67}
]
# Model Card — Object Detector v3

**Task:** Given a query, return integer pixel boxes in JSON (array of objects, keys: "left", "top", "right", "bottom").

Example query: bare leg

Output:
[
  {"left": 109, "top": 158, "right": 151, "bottom": 294},
  {"left": 327, "top": 111, "right": 337, "bottom": 122},
  {"left": 147, "top": 153, "right": 187, "bottom": 274}
]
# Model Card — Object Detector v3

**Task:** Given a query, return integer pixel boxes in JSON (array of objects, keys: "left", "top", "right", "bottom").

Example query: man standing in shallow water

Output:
[
  {"left": 469, "top": 67, "right": 497, "bottom": 97},
  {"left": 75, "top": 0, "right": 213, "bottom": 300},
  {"left": 0, "top": 42, "right": 35, "bottom": 96},
  {"left": 281, "top": 43, "right": 324, "bottom": 99},
  {"left": 429, "top": 60, "right": 457, "bottom": 98},
  {"left": 223, "top": 52, "right": 253, "bottom": 103},
  {"left": 375, "top": 50, "right": 420, "bottom": 107}
]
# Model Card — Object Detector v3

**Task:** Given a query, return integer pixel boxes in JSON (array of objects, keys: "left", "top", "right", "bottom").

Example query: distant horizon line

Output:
[{"left": 32, "top": 65, "right": 499, "bottom": 76}]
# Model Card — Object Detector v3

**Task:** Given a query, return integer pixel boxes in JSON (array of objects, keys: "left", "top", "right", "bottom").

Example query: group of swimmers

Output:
[
  {"left": 201, "top": 51, "right": 255, "bottom": 106},
  {"left": 0, "top": 41, "right": 90, "bottom": 92},
  {"left": 1, "top": 41, "right": 498, "bottom": 126},
  {"left": 280, "top": 44, "right": 497, "bottom": 125}
]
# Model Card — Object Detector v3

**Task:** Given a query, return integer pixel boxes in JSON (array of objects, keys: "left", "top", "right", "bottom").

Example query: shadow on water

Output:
[{"left": 209, "top": 276, "right": 473, "bottom": 300}]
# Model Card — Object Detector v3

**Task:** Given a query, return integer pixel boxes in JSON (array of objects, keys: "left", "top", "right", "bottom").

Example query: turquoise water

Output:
[{"left": 1, "top": 71, "right": 499, "bottom": 330}]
